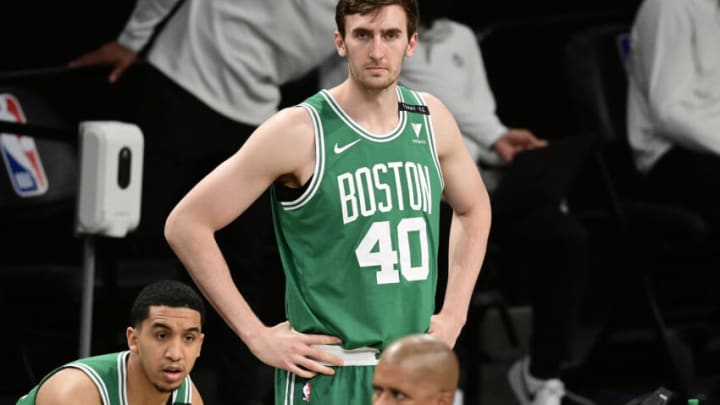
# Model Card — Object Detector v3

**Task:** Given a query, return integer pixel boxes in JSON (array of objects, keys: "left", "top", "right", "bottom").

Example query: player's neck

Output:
[
  {"left": 126, "top": 354, "right": 174, "bottom": 405},
  {"left": 331, "top": 81, "right": 400, "bottom": 134}
]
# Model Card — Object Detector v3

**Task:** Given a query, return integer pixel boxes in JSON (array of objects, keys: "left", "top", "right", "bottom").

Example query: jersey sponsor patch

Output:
[
  {"left": 398, "top": 102, "right": 429, "bottom": 115},
  {"left": 0, "top": 94, "right": 48, "bottom": 197},
  {"left": 411, "top": 123, "right": 422, "bottom": 137}
]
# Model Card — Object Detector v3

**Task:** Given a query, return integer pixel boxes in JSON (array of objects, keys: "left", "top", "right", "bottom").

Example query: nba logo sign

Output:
[
  {"left": 0, "top": 94, "right": 48, "bottom": 197},
  {"left": 302, "top": 382, "right": 311, "bottom": 402}
]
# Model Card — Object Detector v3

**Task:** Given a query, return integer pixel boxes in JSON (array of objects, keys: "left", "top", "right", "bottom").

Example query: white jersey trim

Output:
[
  {"left": 319, "top": 88, "right": 408, "bottom": 143},
  {"left": 283, "top": 372, "right": 296, "bottom": 405},
  {"left": 409, "top": 90, "right": 444, "bottom": 190},
  {"left": 311, "top": 344, "right": 379, "bottom": 366},
  {"left": 183, "top": 375, "right": 193, "bottom": 402},
  {"left": 281, "top": 104, "right": 326, "bottom": 211},
  {"left": 67, "top": 362, "right": 112, "bottom": 405},
  {"left": 117, "top": 351, "right": 128, "bottom": 405}
]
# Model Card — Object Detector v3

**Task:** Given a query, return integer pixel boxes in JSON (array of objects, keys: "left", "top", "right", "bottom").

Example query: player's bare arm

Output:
[
  {"left": 165, "top": 107, "right": 343, "bottom": 379},
  {"left": 422, "top": 93, "right": 492, "bottom": 348},
  {"left": 191, "top": 382, "right": 204, "bottom": 405},
  {"left": 35, "top": 368, "right": 102, "bottom": 405}
]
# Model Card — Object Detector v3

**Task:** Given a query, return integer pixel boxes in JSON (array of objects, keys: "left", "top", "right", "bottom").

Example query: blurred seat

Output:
[{"left": 564, "top": 23, "right": 718, "bottom": 397}]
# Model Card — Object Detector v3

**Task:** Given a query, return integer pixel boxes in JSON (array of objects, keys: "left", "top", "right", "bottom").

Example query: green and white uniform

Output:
[
  {"left": 271, "top": 86, "right": 444, "bottom": 404},
  {"left": 16, "top": 351, "right": 194, "bottom": 405}
]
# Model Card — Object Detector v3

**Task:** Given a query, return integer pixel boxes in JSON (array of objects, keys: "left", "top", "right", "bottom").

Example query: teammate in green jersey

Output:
[
  {"left": 17, "top": 280, "right": 206, "bottom": 405},
  {"left": 164, "top": 0, "right": 491, "bottom": 403}
]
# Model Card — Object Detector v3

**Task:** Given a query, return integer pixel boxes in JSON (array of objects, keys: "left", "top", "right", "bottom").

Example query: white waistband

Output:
[{"left": 312, "top": 344, "right": 379, "bottom": 366}]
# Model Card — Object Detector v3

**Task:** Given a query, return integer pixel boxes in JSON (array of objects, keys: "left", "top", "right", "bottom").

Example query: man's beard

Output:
[
  {"left": 349, "top": 63, "right": 397, "bottom": 91},
  {"left": 153, "top": 381, "right": 181, "bottom": 394}
]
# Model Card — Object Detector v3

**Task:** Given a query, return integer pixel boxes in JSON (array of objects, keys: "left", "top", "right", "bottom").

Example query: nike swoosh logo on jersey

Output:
[{"left": 334, "top": 139, "right": 362, "bottom": 154}]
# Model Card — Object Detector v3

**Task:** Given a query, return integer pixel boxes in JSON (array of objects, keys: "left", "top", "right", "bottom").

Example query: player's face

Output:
[
  {"left": 336, "top": 4, "right": 417, "bottom": 92},
  {"left": 372, "top": 360, "right": 450, "bottom": 405},
  {"left": 128, "top": 305, "right": 204, "bottom": 393}
]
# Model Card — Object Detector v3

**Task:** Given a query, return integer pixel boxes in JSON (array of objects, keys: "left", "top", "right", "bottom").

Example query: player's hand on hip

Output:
[
  {"left": 69, "top": 41, "right": 137, "bottom": 83},
  {"left": 251, "top": 321, "right": 343, "bottom": 378}
]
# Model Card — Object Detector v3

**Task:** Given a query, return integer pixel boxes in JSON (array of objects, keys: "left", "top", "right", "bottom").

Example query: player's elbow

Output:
[
  {"left": 472, "top": 187, "right": 493, "bottom": 233},
  {"left": 164, "top": 207, "right": 186, "bottom": 251}
]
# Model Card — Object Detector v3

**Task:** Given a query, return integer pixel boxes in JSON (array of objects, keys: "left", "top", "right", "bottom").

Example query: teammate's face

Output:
[
  {"left": 372, "top": 359, "right": 453, "bottom": 405},
  {"left": 127, "top": 305, "right": 204, "bottom": 393},
  {"left": 336, "top": 5, "right": 417, "bottom": 92}
]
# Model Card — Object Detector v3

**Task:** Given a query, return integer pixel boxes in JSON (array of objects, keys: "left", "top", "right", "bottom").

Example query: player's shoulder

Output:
[
  {"left": 190, "top": 380, "right": 205, "bottom": 405},
  {"left": 36, "top": 367, "right": 102, "bottom": 404},
  {"left": 415, "top": 91, "right": 451, "bottom": 117},
  {"left": 273, "top": 105, "right": 315, "bottom": 126},
  {"left": 411, "top": 90, "right": 461, "bottom": 154},
  {"left": 248, "top": 105, "right": 317, "bottom": 172},
  {"left": 257, "top": 105, "right": 315, "bottom": 141}
]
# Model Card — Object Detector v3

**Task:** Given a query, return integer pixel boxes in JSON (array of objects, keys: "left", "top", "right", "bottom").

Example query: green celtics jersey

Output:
[
  {"left": 16, "top": 351, "right": 194, "bottom": 405},
  {"left": 271, "top": 86, "right": 444, "bottom": 351}
]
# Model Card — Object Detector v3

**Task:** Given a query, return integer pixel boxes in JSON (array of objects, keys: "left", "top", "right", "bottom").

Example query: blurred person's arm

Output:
[
  {"left": 70, "top": 0, "right": 182, "bottom": 82},
  {"left": 452, "top": 23, "right": 507, "bottom": 154},
  {"left": 631, "top": 0, "right": 720, "bottom": 155},
  {"left": 491, "top": 129, "right": 547, "bottom": 163},
  {"left": 443, "top": 22, "right": 545, "bottom": 164},
  {"left": 116, "top": 0, "right": 183, "bottom": 53}
]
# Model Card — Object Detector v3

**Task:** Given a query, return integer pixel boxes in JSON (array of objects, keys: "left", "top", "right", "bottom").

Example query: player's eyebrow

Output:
[
  {"left": 150, "top": 322, "right": 201, "bottom": 334},
  {"left": 352, "top": 27, "right": 403, "bottom": 36},
  {"left": 151, "top": 322, "right": 172, "bottom": 330}
]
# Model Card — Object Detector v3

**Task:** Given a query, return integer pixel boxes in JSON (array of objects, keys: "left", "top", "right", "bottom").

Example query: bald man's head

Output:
[{"left": 372, "top": 334, "right": 459, "bottom": 404}]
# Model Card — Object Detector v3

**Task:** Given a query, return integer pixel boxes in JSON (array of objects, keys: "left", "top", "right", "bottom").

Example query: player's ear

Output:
[
  {"left": 197, "top": 333, "right": 205, "bottom": 358},
  {"left": 127, "top": 326, "right": 139, "bottom": 353},
  {"left": 437, "top": 391, "right": 455, "bottom": 405},
  {"left": 334, "top": 32, "right": 347, "bottom": 57},
  {"left": 405, "top": 32, "right": 418, "bottom": 57}
]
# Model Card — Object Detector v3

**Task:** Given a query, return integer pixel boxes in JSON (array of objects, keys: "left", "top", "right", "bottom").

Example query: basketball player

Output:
[
  {"left": 164, "top": 0, "right": 491, "bottom": 402},
  {"left": 16, "top": 280, "right": 206, "bottom": 405},
  {"left": 372, "top": 334, "right": 459, "bottom": 405}
]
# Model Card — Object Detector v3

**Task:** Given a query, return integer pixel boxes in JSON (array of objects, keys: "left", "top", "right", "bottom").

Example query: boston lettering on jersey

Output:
[{"left": 337, "top": 160, "right": 433, "bottom": 224}]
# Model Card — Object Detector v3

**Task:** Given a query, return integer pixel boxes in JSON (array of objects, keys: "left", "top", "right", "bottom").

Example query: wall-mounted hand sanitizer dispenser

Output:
[{"left": 76, "top": 121, "right": 144, "bottom": 238}]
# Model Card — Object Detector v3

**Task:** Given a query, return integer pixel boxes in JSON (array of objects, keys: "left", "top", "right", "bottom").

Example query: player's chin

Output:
[
  {"left": 361, "top": 76, "right": 394, "bottom": 91},
  {"left": 154, "top": 380, "right": 184, "bottom": 394},
  {"left": 155, "top": 371, "right": 187, "bottom": 392}
]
